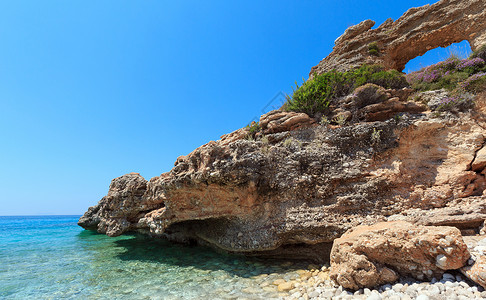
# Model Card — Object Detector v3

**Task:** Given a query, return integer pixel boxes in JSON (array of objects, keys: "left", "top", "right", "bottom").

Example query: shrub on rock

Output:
[{"left": 286, "top": 65, "right": 408, "bottom": 116}]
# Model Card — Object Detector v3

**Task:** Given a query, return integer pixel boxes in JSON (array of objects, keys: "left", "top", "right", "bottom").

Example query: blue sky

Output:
[{"left": 0, "top": 0, "right": 470, "bottom": 215}]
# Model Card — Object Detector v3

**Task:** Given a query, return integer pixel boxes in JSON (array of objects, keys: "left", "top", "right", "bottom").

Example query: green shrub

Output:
[
  {"left": 368, "top": 42, "right": 380, "bottom": 56},
  {"left": 246, "top": 121, "right": 260, "bottom": 139},
  {"left": 352, "top": 65, "right": 408, "bottom": 89},
  {"left": 407, "top": 56, "right": 486, "bottom": 92},
  {"left": 411, "top": 71, "right": 470, "bottom": 91},
  {"left": 460, "top": 72, "right": 486, "bottom": 93},
  {"left": 285, "top": 71, "right": 351, "bottom": 116},
  {"left": 286, "top": 65, "right": 408, "bottom": 116}
]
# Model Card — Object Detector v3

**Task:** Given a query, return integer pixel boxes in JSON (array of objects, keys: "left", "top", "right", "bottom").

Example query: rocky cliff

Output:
[
  {"left": 310, "top": 0, "right": 486, "bottom": 75},
  {"left": 79, "top": 99, "right": 486, "bottom": 262},
  {"left": 80, "top": 0, "right": 486, "bottom": 272}
]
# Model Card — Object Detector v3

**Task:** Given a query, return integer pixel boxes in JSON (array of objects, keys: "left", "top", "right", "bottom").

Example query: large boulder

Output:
[
  {"left": 330, "top": 221, "right": 470, "bottom": 290},
  {"left": 259, "top": 110, "right": 316, "bottom": 134}
]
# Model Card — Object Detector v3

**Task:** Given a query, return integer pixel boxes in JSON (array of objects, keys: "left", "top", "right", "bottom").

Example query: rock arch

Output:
[{"left": 310, "top": 0, "right": 486, "bottom": 77}]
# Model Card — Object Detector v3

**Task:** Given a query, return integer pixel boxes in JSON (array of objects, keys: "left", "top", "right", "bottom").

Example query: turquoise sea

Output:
[{"left": 0, "top": 216, "right": 309, "bottom": 299}]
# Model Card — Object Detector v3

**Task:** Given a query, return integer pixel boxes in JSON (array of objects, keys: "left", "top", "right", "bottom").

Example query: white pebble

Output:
[
  {"left": 392, "top": 283, "right": 404, "bottom": 292},
  {"left": 416, "top": 295, "right": 429, "bottom": 300},
  {"left": 308, "top": 291, "right": 319, "bottom": 298},
  {"left": 365, "top": 292, "right": 382, "bottom": 300}
]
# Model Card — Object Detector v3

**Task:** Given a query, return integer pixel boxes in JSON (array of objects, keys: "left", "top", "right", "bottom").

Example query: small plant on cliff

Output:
[
  {"left": 248, "top": 121, "right": 260, "bottom": 134},
  {"left": 245, "top": 121, "right": 260, "bottom": 140},
  {"left": 368, "top": 42, "right": 380, "bottom": 56},
  {"left": 371, "top": 128, "right": 382, "bottom": 144},
  {"left": 283, "top": 137, "right": 302, "bottom": 149},
  {"left": 333, "top": 114, "right": 347, "bottom": 126},
  {"left": 261, "top": 135, "right": 269, "bottom": 145},
  {"left": 320, "top": 116, "right": 330, "bottom": 126}
]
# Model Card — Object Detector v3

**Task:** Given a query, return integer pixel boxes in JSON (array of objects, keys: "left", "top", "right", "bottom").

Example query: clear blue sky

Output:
[{"left": 0, "top": 0, "right": 470, "bottom": 215}]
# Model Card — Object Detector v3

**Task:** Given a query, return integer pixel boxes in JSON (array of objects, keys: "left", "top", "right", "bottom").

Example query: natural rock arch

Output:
[{"left": 310, "top": 0, "right": 486, "bottom": 77}]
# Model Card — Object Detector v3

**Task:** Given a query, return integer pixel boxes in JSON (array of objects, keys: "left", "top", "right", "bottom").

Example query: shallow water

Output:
[{"left": 0, "top": 216, "right": 309, "bottom": 299}]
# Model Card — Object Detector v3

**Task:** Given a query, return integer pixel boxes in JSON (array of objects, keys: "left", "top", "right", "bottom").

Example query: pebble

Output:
[
  {"left": 443, "top": 273, "right": 456, "bottom": 281},
  {"left": 365, "top": 291, "right": 382, "bottom": 300},
  {"left": 227, "top": 262, "right": 486, "bottom": 300},
  {"left": 277, "top": 281, "right": 293, "bottom": 292}
]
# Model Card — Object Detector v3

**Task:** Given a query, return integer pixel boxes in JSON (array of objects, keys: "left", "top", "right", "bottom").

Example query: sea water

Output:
[{"left": 0, "top": 216, "right": 310, "bottom": 299}]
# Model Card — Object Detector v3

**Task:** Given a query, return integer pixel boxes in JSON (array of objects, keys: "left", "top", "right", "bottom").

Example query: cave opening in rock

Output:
[{"left": 403, "top": 40, "right": 472, "bottom": 73}]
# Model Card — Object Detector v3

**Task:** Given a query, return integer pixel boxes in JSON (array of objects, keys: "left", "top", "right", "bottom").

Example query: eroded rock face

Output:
[
  {"left": 79, "top": 108, "right": 486, "bottom": 260},
  {"left": 328, "top": 84, "right": 426, "bottom": 123},
  {"left": 310, "top": 0, "right": 486, "bottom": 75},
  {"left": 330, "top": 221, "right": 470, "bottom": 290},
  {"left": 78, "top": 172, "right": 151, "bottom": 237}
]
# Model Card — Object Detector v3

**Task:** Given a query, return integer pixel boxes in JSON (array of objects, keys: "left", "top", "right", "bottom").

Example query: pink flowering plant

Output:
[
  {"left": 406, "top": 56, "right": 486, "bottom": 91},
  {"left": 459, "top": 72, "right": 486, "bottom": 93},
  {"left": 435, "top": 93, "right": 475, "bottom": 112}
]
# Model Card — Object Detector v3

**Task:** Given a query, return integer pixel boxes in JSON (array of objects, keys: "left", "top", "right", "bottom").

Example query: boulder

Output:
[
  {"left": 259, "top": 110, "right": 316, "bottom": 134},
  {"left": 361, "top": 97, "right": 426, "bottom": 121},
  {"left": 330, "top": 221, "right": 470, "bottom": 290},
  {"left": 219, "top": 128, "right": 249, "bottom": 145}
]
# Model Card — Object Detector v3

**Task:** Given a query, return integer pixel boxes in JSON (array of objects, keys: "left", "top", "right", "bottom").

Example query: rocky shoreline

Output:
[{"left": 79, "top": 0, "right": 486, "bottom": 295}]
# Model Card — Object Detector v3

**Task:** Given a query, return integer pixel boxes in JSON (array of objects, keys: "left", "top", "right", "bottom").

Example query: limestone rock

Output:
[
  {"left": 352, "top": 84, "right": 388, "bottom": 109},
  {"left": 219, "top": 128, "right": 249, "bottom": 146},
  {"left": 259, "top": 110, "right": 316, "bottom": 134},
  {"left": 390, "top": 196, "right": 486, "bottom": 229},
  {"left": 79, "top": 111, "right": 486, "bottom": 260},
  {"left": 330, "top": 221, "right": 470, "bottom": 290},
  {"left": 415, "top": 89, "right": 450, "bottom": 110},
  {"left": 472, "top": 146, "right": 486, "bottom": 172},
  {"left": 310, "top": 0, "right": 486, "bottom": 75},
  {"left": 361, "top": 97, "right": 426, "bottom": 122},
  {"left": 78, "top": 172, "right": 150, "bottom": 237}
]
